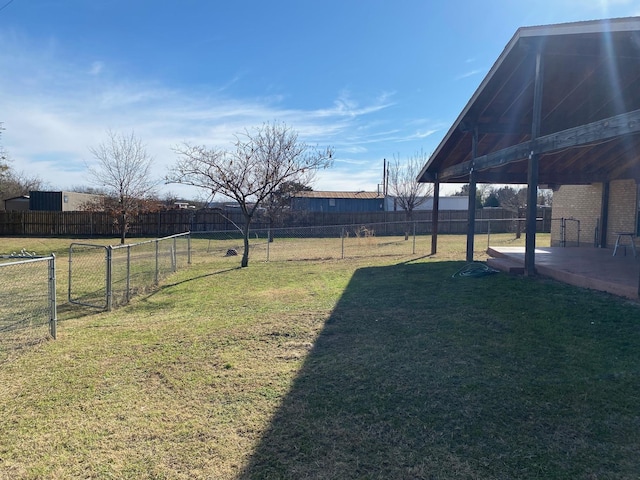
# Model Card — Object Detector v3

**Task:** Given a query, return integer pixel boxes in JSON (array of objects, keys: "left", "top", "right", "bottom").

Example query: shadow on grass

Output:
[
  {"left": 158, "top": 266, "right": 242, "bottom": 290},
  {"left": 239, "top": 261, "right": 640, "bottom": 479}
]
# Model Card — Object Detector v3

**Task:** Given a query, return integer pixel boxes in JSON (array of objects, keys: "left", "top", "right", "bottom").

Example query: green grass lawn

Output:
[{"left": 1, "top": 233, "right": 639, "bottom": 479}]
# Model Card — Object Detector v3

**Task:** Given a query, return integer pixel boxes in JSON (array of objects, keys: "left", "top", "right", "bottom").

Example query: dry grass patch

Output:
[{"left": 8, "top": 233, "right": 631, "bottom": 480}]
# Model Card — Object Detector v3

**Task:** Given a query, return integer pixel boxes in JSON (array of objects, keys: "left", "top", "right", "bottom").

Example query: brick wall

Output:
[
  {"left": 607, "top": 179, "right": 638, "bottom": 245},
  {"left": 551, "top": 180, "right": 638, "bottom": 248},
  {"left": 551, "top": 184, "right": 601, "bottom": 246}
]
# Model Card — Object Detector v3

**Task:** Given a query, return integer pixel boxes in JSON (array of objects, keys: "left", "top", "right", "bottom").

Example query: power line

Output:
[{"left": 0, "top": 0, "right": 15, "bottom": 13}]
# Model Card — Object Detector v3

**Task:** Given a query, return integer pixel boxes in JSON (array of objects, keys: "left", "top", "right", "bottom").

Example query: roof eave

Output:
[{"left": 417, "top": 16, "right": 640, "bottom": 184}]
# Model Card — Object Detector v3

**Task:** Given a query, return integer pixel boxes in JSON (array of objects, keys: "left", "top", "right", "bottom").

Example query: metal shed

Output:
[
  {"left": 29, "top": 191, "right": 103, "bottom": 211},
  {"left": 291, "top": 191, "right": 385, "bottom": 213}
]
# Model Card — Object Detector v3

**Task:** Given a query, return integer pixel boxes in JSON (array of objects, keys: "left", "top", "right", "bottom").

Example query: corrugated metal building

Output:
[
  {"left": 29, "top": 191, "right": 103, "bottom": 211},
  {"left": 384, "top": 196, "right": 469, "bottom": 211},
  {"left": 291, "top": 191, "right": 385, "bottom": 213},
  {"left": 3, "top": 195, "right": 30, "bottom": 212}
]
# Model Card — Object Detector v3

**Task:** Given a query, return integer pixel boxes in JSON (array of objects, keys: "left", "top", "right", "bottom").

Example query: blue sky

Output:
[{"left": 1, "top": 0, "right": 639, "bottom": 201}]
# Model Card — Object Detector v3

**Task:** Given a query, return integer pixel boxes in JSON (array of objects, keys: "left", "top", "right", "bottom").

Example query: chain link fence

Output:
[
  {"left": 0, "top": 254, "right": 57, "bottom": 362},
  {"left": 551, "top": 218, "right": 581, "bottom": 247},
  {"left": 191, "top": 218, "right": 541, "bottom": 262},
  {"left": 69, "top": 232, "right": 191, "bottom": 310}
]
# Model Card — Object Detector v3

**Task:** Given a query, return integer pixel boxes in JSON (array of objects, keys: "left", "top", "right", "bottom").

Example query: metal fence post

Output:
[
  {"left": 126, "top": 245, "right": 131, "bottom": 304},
  {"left": 68, "top": 245, "right": 73, "bottom": 304},
  {"left": 173, "top": 237, "right": 177, "bottom": 272},
  {"left": 487, "top": 219, "right": 491, "bottom": 250},
  {"left": 341, "top": 227, "right": 345, "bottom": 259},
  {"left": 187, "top": 233, "right": 192, "bottom": 265},
  {"left": 106, "top": 246, "right": 113, "bottom": 311},
  {"left": 48, "top": 254, "right": 57, "bottom": 339},
  {"left": 155, "top": 239, "right": 159, "bottom": 285},
  {"left": 412, "top": 222, "right": 416, "bottom": 254},
  {"left": 266, "top": 227, "right": 270, "bottom": 262}
]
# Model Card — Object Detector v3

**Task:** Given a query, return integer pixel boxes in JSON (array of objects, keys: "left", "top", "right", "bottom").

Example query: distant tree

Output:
[
  {"left": 490, "top": 186, "right": 527, "bottom": 213},
  {"left": 482, "top": 185, "right": 527, "bottom": 238},
  {"left": 69, "top": 185, "right": 108, "bottom": 195},
  {"left": 0, "top": 123, "right": 10, "bottom": 198},
  {"left": 1, "top": 170, "right": 44, "bottom": 200},
  {"left": 87, "top": 130, "right": 158, "bottom": 244},
  {"left": 0, "top": 122, "right": 6, "bottom": 165},
  {"left": 263, "top": 180, "right": 312, "bottom": 231},
  {"left": 452, "top": 184, "right": 486, "bottom": 209},
  {"left": 483, "top": 191, "right": 500, "bottom": 208},
  {"left": 388, "top": 150, "right": 433, "bottom": 239},
  {"left": 452, "top": 184, "right": 470, "bottom": 196},
  {"left": 0, "top": 124, "right": 45, "bottom": 203},
  {"left": 169, "top": 122, "right": 333, "bottom": 267},
  {"left": 538, "top": 189, "right": 553, "bottom": 207},
  {"left": 0, "top": 163, "right": 10, "bottom": 200},
  {"left": 389, "top": 150, "right": 433, "bottom": 217}
]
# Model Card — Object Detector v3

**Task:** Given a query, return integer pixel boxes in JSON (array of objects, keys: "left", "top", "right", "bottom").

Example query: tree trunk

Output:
[
  {"left": 120, "top": 211, "right": 127, "bottom": 244},
  {"left": 404, "top": 210, "right": 412, "bottom": 241},
  {"left": 241, "top": 215, "right": 251, "bottom": 268}
]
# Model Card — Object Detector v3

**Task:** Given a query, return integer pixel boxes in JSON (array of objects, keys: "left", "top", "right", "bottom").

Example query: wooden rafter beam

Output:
[
  {"left": 459, "top": 121, "right": 531, "bottom": 135},
  {"left": 431, "top": 108, "right": 640, "bottom": 182}
]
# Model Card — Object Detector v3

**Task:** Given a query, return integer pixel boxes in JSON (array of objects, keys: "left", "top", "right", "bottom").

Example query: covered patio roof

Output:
[
  {"left": 419, "top": 17, "right": 640, "bottom": 282},
  {"left": 418, "top": 17, "right": 640, "bottom": 186}
]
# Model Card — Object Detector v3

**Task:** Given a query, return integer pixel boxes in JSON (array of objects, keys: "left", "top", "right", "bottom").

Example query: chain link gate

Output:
[
  {"left": 69, "top": 233, "right": 191, "bottom": 311},
  {"left": 0, "top": 254, "right": 57, "bottom": 360}
]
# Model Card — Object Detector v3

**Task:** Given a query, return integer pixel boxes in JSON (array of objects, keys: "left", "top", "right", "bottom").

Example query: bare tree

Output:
[
  {"left": 0, "top": 124, "right": 45, "bottom": 204},
  {"left": 263, "top": 180, "right": 312, "bottom": 236},
  {"left": 388, "top": 149, "right": 433, "bottom": 239},
  {"left": 489, "top": 186, "right": 527, "bottom": 213},
  {"left": 0, "top": 122, "right": 6, "bottom": 165},
  {"left": 169, "top": 122, "right": 333, "bottom": 267},
  {"left": 482, "top": 185, "right": 529, "bottom": 238},
  {"left": 87, "top": 130, "right": 158, "bottom": 244},
  {"left": 1, "top": 169, "right": 44, "bottom": 201},
  {"left": 0, "top": 123, "right": 11, "bottom": 199},
  {"left": 538, "top": 189, "right": 553, "bottom": 207}
]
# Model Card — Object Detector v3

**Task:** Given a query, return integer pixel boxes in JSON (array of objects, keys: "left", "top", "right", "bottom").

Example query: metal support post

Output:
[
  {"left": 266, "top": 228, "right": 270, "bottom": 262},
  {"left": 155, "top": 239, "right": 159, "bottom": 285},
  {"left": 466, "top": 127, "right": 478, "bottom": 263},
  {"left": 126, "top": 245, "right": 131, "bottom": 304},
  {"left": 173, "top": 237, "right": 177, "bottom": 272},
  {"left": 525, "top": 49, "right": 544, "bottom": 276},
  {"left": 431, "top": 179, "right": 440, "bottom": 255},
  {"left": 106, "top": 246, "right": 113, "bottom": 311},
  {"left": 48, "top": 255, "right": 57, "bottom": 339},
  {"left": 412, "top": 222, "right": 416, "bottom": 255}
]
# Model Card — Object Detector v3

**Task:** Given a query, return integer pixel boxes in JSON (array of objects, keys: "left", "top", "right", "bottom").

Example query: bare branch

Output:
[
  {"left": 168, "top": 122, "right": 333, "bottom": 267},
  {"left": 87, "top": 130, "right": 159, "bottom": 243},
  {"left": 388, "top": 149, "right": 433, "bottom": 218}
]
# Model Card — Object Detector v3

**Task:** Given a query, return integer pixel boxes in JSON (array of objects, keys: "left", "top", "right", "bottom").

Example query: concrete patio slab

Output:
[{"left": 487, "top": 246, "right": 640, "bottom": 301}]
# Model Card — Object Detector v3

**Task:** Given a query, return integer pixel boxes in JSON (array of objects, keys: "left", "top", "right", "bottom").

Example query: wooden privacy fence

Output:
[{"left": 0, "top": 208, "right": 552, "bottom": 237}]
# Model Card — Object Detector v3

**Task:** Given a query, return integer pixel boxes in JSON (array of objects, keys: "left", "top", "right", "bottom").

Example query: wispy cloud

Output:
[
  {"left": 455, "top": 69, "right": 484, "bottom": 81},
  {"left": 313, "top": 89, "right": 395, "bottom": 119},
  {"left": 88, "top": 61, "right": 104, "bottom": 76},
  {"left": 0, "top": 36, "right": 439, "bottom": 197}
]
